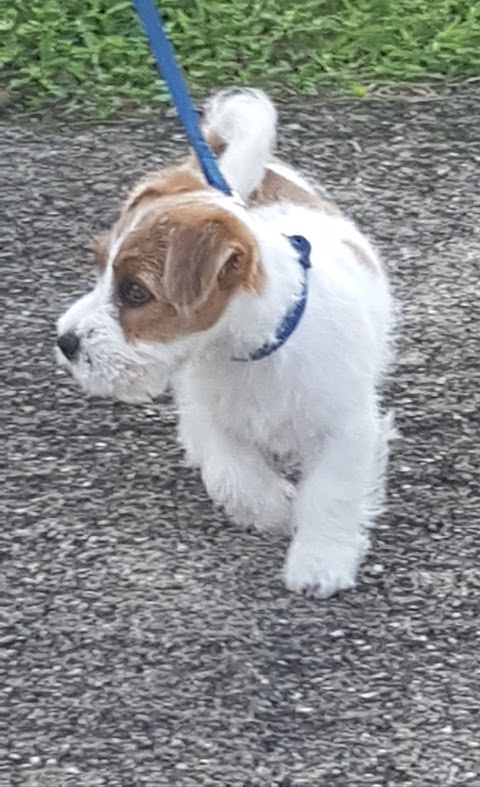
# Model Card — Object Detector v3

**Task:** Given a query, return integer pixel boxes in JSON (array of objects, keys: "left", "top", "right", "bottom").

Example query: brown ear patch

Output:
[
  {"left": 162, "top": 204, "right": 264, "bottom": 312},
  {"left": 163, "top": 221, "right": 247, "bottom": 309},
  {"left": 114, "top": 200, "right": 265, "bottom": 345}
]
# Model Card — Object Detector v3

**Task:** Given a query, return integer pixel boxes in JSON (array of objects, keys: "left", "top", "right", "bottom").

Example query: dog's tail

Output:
[{"left": 202, "top": 88, "right": 277, "bottom": 201}]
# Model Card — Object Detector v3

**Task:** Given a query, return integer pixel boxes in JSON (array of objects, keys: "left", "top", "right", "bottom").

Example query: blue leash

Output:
[
  {"left": 132, "top": 0, "right": 232, "bottom": 196},
  {"left": 131, "top": 1, "right": 313, "bottom": 362}
]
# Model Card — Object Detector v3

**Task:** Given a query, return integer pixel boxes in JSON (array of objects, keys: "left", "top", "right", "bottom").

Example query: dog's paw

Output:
[{"left": 284, "top": 538, "right": 364, "bottom": 598}]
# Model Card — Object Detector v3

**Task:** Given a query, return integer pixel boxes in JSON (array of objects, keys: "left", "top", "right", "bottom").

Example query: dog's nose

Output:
[{"left": 57, "top": 331, "right": 80, "bottom": 361}]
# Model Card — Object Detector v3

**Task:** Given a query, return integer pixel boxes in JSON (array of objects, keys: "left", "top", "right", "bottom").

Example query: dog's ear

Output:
[{"left": 163, "top": 220, "right": 261, "bottom": 309}]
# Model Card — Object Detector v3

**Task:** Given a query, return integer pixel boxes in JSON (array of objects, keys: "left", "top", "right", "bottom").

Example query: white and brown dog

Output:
[{"left": 57, "top": 89, "right": 393, "bottom": 598}]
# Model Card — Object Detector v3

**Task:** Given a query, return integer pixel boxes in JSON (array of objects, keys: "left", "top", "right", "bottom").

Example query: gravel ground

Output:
[{"left": 2, "top": 91, "right": 479, "bottom": 787}]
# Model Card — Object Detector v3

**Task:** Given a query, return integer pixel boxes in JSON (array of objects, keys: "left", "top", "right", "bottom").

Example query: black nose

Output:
[{"left": 57, "top": 331, "right": 80, "bottom": 361}]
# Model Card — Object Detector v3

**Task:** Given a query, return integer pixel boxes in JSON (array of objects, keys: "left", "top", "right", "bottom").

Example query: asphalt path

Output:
[{"left": 2, "top": 90, "right": 480, "bottom": 786}]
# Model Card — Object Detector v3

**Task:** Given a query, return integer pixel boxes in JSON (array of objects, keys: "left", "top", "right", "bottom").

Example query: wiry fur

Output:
[
  {"left": 202, "top": 88, "right": 277, "bottom": 200},
  {"left": 57, "top": 89, "right": 394, "bottom": 598}
]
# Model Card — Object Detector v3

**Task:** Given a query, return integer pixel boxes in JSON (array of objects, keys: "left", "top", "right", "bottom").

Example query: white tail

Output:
[{"left": 202, "top": 88, "right": 277, "bottom": 200}]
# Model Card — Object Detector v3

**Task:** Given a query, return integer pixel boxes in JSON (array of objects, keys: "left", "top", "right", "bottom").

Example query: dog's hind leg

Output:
[{"left": 361, "top": 408, "right": 396, "bottom": 529}]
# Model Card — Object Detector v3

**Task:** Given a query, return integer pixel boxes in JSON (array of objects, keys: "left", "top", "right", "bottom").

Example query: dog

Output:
[{"left": 57, "top": 89, "right": 393, "bottom": 598}]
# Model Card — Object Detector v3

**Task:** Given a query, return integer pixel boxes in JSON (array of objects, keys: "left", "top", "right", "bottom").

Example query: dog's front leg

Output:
[
  {"left": 177, "top": 407, "right": 294, "bottom": 535},
  {"left": 284, "top": 411, "right": 376, "bottom": 598}
]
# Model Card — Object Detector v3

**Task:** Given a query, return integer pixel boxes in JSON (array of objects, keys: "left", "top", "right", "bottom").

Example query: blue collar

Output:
[{"left": 233, "top": 235, "right": 312, "bottom": 362}]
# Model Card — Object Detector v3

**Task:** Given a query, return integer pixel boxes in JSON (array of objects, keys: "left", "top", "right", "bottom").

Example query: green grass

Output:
[{"left": 2, "top": 0, "right": 480, "bottom": 118}]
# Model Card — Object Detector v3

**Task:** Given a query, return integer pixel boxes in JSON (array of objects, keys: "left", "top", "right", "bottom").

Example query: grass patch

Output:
[{"left": 2, "top": 0, "right": 480, "bottom": 118}]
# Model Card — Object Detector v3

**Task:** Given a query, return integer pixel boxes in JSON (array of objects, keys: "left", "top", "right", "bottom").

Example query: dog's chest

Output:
[{"left": 186, "top": 361, "right": 314, "bottom": 458}]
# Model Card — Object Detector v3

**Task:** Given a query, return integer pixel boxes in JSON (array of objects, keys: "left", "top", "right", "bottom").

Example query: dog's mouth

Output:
[{"left": 55, "top": 342, "right": 172, "bottom": 403}]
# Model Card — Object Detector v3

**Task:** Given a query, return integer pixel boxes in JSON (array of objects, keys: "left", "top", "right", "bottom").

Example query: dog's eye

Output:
[{"left": 118, "top": 280, "right": 151, "bottom": 308}]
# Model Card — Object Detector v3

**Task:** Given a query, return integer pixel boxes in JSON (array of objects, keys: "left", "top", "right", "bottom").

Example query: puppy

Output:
[{"left": 57, "top": 89, "right": 393, "bottom": 598}]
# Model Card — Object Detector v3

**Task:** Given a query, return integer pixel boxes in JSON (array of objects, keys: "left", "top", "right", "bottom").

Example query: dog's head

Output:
[{"left": 56, "top": 169, "right": 264, "bottom": 402}]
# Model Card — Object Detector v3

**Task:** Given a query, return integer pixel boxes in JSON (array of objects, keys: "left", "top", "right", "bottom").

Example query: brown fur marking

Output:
[
  {"left": 113, "top": 197, "right": 264, "bottom": 344},
  {"left": 93, "top": 232, "right": 110, "bottom": 270},
  {"left": 124, "top": 167, "right": 209, "bottom": 214},
  {"left": 250, "top": 167, "right": 340, "bottom": 214}
]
